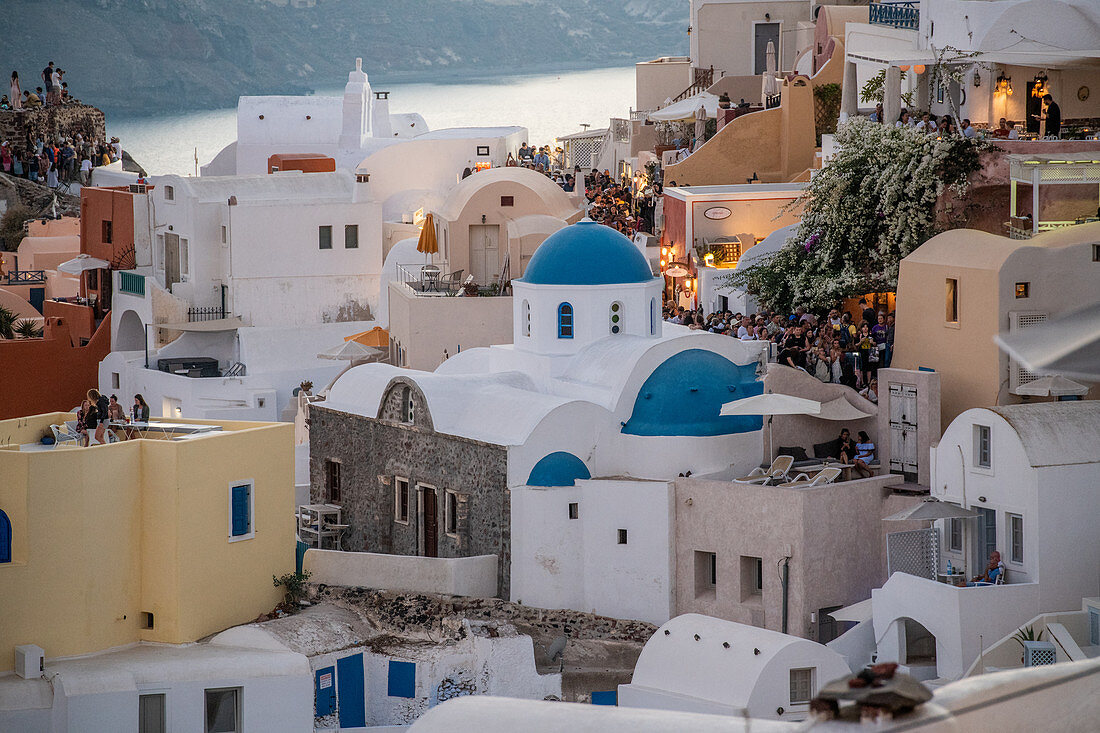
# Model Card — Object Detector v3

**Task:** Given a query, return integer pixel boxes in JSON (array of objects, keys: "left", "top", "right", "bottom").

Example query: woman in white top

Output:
[
  {"left": 895, "top": 109, "right": 911, "bottom": 127},
  {"left": 10, "top": 71, "right": 21, "bottom": 110}
]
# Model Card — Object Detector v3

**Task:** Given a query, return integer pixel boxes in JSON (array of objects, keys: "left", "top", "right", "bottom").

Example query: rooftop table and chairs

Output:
[{"left": 298, "top": 504, "right": 347, "bottom": 550}]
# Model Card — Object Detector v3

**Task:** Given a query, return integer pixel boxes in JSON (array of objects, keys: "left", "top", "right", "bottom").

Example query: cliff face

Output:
[{"left": 1, "top": 0, "right": 686, "bottom": 116}]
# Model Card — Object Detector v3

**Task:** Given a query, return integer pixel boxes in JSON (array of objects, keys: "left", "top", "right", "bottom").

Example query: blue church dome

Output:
[{"left": 520, "top": 220, "right": 655, "bottom": 285}]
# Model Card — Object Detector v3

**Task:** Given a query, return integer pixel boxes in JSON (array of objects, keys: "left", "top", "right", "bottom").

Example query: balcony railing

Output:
[
  {"left": 118, "top": 270, "right": 145, "bottom": 297},
  {"left": 3, "top": 269, "right": 46, "bottom": 285},
  {"left": 188, "top": 306, "right": 227, "bottom": 322},
  {"left": 870, "top": 1, "right": 919, "bottom": 30}
]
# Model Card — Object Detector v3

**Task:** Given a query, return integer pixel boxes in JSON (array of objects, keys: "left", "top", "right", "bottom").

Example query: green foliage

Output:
[
  {"left": 814, "top": 82, "right": 842, "bottom": 107},
  {"left": 0, "top": 305, "right": 15, "bottom": 339},
  {"left": 860, "top": 69, "right": 914, "bottom": 107},
  {"left": 1012, "top": 625, "right": 1044, "bottom": 649},
  {"left": 729, "top": 118, "right": 989, "bottom": 311},
  {"left": 0, "top": 204, "right": 34, "bottom": 252},
  {"left": 273, "top": 569, "right": 312, "bottom": 606},
  {"left": 13, "top": 319, "right": 44, "bottom": 339}
]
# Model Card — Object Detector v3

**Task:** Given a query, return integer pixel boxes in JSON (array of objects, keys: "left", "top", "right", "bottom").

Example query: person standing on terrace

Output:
[{"left": 10, "top": 71, "right": 21, "bottom": 111}]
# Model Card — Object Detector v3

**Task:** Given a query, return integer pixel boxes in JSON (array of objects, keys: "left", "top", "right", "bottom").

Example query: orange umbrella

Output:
[
  {"left": 416, "top": 213, "right": 438, "bottom": 257},
  {"left": 344, "top": 327, "right": 389, "bottom": 348}
]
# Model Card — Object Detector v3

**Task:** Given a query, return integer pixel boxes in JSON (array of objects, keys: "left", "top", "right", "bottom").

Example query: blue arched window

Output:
[
  {"left": 650, "top": 298, "right": 657, "bottom": 335},
  {"left": 557, "top": 302, "right": 574, "bottom": 339},
  {"left": 0, "top": 510, "right": 11, "bottom": 563}
]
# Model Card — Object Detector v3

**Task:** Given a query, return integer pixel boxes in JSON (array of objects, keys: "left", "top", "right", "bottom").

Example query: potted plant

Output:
[{"left": 1012, "top": 625, "right": 1043, "bottom": 664}]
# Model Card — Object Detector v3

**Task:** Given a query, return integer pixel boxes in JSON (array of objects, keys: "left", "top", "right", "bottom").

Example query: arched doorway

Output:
[
  {"left": 116, "top": 310, "right": 145, "bottom": 352},
  {"left": 900, "top": 617, "right": 937, "bottom": 667}
]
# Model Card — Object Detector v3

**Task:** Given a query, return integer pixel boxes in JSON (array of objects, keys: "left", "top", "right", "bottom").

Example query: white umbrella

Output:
[
  {"left": 884, "top": 498, "right": 982, "bottom": 522},
  {"left": 317, "top": 341, "right": 380, "bottom": 362},
  {"left": 828, "top": 598, "right": 873, "bottom": 624},
  {"left": 58, "top": 254, "right": 110, "bottom": 275},
  {"left": 648, "top": 92, "right": 720, "bottom": 122},
  {"left": 763, "top": 41, "right": 780, "bottom": 98},
  {"left": 721, "top": 393, "right": 823, "bottom": 461},
  {"left": 1012, "top": 374, "right": 1090, "bottom": 397}
]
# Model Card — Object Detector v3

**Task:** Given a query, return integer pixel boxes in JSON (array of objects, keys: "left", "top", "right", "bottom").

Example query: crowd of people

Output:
[
  {"left": 74, "top": 389, "right": 150, "bottom": 446},
  {"left": 664, "top": 297, "right": 893, "bottom": 401},
  {"left": 866, "top": 91, "right": 1062, "bottom": 139},
  {"left": 1, "top": 63, "right": 123, "bottom": 189}
]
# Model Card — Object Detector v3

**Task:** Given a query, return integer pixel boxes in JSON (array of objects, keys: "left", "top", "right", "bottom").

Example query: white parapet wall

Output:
[{"left": 303, "top": 549, "right": 498, "bottom": 598}]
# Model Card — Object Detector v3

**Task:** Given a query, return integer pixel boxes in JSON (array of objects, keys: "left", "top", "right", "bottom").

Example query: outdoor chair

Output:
[
  {"left": 50, "top": 424, "right": 80, "bottom": 446},
  {"left": 775, "top": 466, "right": 842, "bottom": 489},
  {"left": 440, "top": 269, "right": 465, "bottom": 294},
  {"left": 734, "top": 454, "right": 793, "bottom": 485}
]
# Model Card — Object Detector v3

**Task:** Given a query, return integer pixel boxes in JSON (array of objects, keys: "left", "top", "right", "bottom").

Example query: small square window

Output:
[
  {"left": 476, "top": 145, "right": 490, "bottom": 156},
  {"left": 617, "top": 529, "right": 628, "bottom": 545},
  {"left": 318, "top": 225, "right": 333, "bottom": 249},
  {"left": 1015, "top": 282, "right": 1029, "bottom": 299},
  {"left": 694, "top": 551, "right": 717, "bottom": 597},
  {"left": 204, "top": 687, "right": 240, "bottom": 733},
  {"left": 568, "top": 502, "right": 579, "bottom": 520},
  {"left": 500, "top": 195, "right": 514, "bottom": 207},
  {"left": 345, "top": 224, "right": 359, "bottom": 249},
  {"left": 140, "top": 611, "right": 155, "bottom": 629},
  {"left": 394, "top": 477, "right": 410, "bottom": 523},
  {"left": 388, "top": 660, "right": 416, "bottom": 698},
  {"left": 789, "top": 668, "right": 815, "bottom": 705}
]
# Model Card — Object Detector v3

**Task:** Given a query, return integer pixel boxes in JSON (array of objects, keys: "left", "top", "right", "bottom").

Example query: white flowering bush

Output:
[{"left": 731, "top": 118, "right": 988, "bottom": 310}]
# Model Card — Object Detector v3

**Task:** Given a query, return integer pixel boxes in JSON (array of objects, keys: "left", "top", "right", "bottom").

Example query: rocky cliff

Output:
[{"left": 1, "top": 0, "right": 687, "bottom": 116}]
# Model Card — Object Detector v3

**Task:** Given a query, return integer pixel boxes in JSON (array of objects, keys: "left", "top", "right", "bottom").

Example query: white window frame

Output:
[
  {"left": 137, "top": 687, "right": 169, "bottom": 733},
  {"left": 227, "top": 479, "right": 255, "bottom": 543},
  {"left": 973, "top": 424, "right": 992, "bottom": 471},
  {"left": 789, "top": 667, "right": 815, "bottom": 705},
  {"left": 1008, "top": 512, "right": 1024, "bottom": 565},
  {"left": 444, "top": 489, "right": 459, "bottom": 537},
  {"left": 948, "top": 517, "right": 963, "bottom": 552},
  {"left": 163, "top": 185, "right": 174, "bottom": 202},
  {"left": 204, "top": 686, "right": 241, "bottom": 733},
  {"left": 324, "top": 458, "right": 342, "bottom": 504},
  {"left": 394, "top": 477, "right": 410, "bottom": 524}
]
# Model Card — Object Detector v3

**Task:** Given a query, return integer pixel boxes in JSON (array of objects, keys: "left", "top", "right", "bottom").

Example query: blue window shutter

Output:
[
  {"left": 0, "top": 510, "right": 10, "bottom": 563},
  {"left": 231, "top": 485, "right": 250, "bottom": 536},
  {"left": 387, "top": 660, "right": 416, "bottom": 698}
]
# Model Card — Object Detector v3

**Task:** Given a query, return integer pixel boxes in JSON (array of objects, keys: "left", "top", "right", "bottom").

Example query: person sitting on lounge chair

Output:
[
  {"left": 967, "top": 551, "right": 1005, "bottom": 586},
  {"left": 853, "top": 431, "right": 875, "bottom": 478}
]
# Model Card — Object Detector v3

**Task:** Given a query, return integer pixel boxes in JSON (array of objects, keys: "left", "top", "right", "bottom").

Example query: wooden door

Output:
[
  {"left": 469, "top": 224, "right": 499, "bottom": 285},
  {"left": 164, "top": 232, "right": 181, "bottom": 290},
  {"left": 421, "top": 487, "right": 438, "bottom": 558}
]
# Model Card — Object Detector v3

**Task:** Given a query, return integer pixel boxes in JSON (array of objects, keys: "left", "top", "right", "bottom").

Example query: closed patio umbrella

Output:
[
  {"left": 884, "top": 498, "right": 982, "bottom": 522},
  {"left": 416, "top": 212, "right": 438, "bottom": 262},
  {"left": 763, "top": 40, "right": 780, "bottom": 98}
]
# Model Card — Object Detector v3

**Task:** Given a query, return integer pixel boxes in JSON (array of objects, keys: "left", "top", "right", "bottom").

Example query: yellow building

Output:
[{"left": 0, "top": 413, "right": 294, "bottom": 673}]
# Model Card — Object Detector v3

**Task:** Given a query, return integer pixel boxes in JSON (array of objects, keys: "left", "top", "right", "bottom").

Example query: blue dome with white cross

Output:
[{"left": 520, "top": 219, "right": 655, "bottom": 285}]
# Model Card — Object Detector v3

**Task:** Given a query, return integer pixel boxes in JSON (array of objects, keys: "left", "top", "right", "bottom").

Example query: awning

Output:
[
  {"left": 995, "top": 303, "right": 1100, "bottom": 382},
  {"left": 156, "top": 317, "right": 246, "bottom": 332},
  {"left": 1013, "top": 375, "right": 1090, "bottom": 397},
  {"left": 649, "top": 92, "right": 720, "bottom": 122},
  {"left": 721, "top": 393, "right": 873, "bottom": 420},
  {"left": 318, "top": 340, "right": 380, "bottom": 361},
  {"left": 884, "top": 499, "right": 983, "bottom": 522},
  {"left": 829, "top": 598, "right": 873, "bottom": 624},
  {"left": 818, "top": 396, "right": 875, "bottom": 421}
]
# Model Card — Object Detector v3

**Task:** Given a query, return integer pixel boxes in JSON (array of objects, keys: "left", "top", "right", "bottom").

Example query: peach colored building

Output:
[{"left": 893, "top": 223, "right": 1100, "bottom": 426}]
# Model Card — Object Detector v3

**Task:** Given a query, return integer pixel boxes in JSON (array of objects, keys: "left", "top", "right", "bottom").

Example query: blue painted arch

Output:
[
  {"left": 623, "top": 349, "right": 764, "bottom": 436},
  {"left": 0, "top": 510, "right": 10, "bottom": 563},
  {"left": 527, "top": 452, "right": 592, "bottom": 487}
]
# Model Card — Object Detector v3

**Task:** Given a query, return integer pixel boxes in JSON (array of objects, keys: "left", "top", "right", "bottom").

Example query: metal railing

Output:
[
  {"left": 3, "top": 269, "right": 46, "bottom": 284},
  {"left": 765, "top": 93, "right": 782, "bottom": 110},
  {"left": 869, "top": 0, "right": 919, "bottom": 30},
  {"left": 118, "top": 270, "right": 145, "bottom": 297},
  {"left": 672, "top": 66, "right": 716, "bottom": 103},
  {"left": 187, "top": 306, "right": 226, "bottom": 322}
]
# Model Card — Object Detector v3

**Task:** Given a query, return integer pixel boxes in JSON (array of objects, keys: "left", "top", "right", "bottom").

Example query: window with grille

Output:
[
  {"left": 789, "top": 668, "right": 814, "bottom": 704},
  {"left": 1009, "top": 513, "right": 1023, "bottom": 563},
  {"left": 974, "top": 425, "right": 991, "bottom": 468},
  {"left": 500, "top": 196, "right": 514, "bottom": 207},
  {"left": 1089, "top": 608, "right": 1099, "bottom": 646},
  {"left": 609, "top": 301, "right": 624, "bottom": 334},
  {"left": 394, "top": 477, "right": 410, "bottom": 523},
  {"left": 324, "top": 459, "right": 341, "bottom": 503},
  {"left": 1009, "top": 312, "right": 1048, "bottom": 389},
  {"left": 164, "top": 185, "right": 174, "bottom": 201},
  {"left": 558, "top": 302, "right": 574, "bottom": 339},
  {"left": 945, "top": 278, "right": 958, "bottom": 323}
]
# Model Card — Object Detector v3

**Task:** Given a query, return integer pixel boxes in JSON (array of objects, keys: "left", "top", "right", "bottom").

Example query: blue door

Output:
[
  {"left": 336, "top": 653, "right": 366, "bottom": 728},
  {"left": 29, "top": 288, "right": 44, "bottom": 314},
  {"left": 0, "top": 510, "right": 10, "bottom": 563},
  {"left": 315, "top": 666, "right": 336, "bottom": 718}
]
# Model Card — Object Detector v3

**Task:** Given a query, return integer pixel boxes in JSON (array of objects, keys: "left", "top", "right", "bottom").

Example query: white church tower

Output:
[
  {"left": 512, "top": 219, "right": 663, "bottom": 357},
  {"left": 338, "top": 58, "right": 372, "bottom": 151}
]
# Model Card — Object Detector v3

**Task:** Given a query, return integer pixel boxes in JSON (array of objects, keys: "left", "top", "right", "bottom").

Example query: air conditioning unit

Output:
[
  {"left": 15, "top": 644, "right": 44, "bottom": 679},
  {"left": 1022, "top": 640, "right": 1057, "bottom": 667}
]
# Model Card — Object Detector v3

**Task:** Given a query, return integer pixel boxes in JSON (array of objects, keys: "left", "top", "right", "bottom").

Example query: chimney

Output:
[{"left": 338, "top": 58, "right": 371, "bottom": 150}]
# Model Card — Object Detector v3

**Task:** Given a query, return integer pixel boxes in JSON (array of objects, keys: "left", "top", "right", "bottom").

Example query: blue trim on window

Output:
[
  {"left": 0, "top": 510, "right": 10, "bottom": 563},
  {"left": 231, "top": 484, "right": 250, "bottom": 536},
  {"left": 558, "top": 302, "right": 574, "bottom": 339},
  {"left": 388, "top": 660, "right": 416, "bottom": 698},
  {"left": 623, "top": 349, "right": 764, "bottom": 436},
  {"left": 527, "top": 452, "right": 591, "bottom": 487}
]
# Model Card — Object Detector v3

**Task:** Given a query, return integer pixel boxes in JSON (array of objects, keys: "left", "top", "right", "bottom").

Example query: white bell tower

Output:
[{"left": 339, "top": 58, "right": 372, "bottom": 150}]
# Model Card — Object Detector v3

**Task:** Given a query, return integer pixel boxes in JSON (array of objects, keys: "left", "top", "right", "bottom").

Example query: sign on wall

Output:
[{"left": 703, "top": 206, "right": 732, "bottom": 220}]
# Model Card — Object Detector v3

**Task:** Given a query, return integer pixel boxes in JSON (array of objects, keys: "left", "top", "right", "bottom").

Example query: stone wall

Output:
[
  {"left": 309, "top": 405, "right": 511, "bottom": 596},
  {"left": 0, "top": 105, "right": 106, "bottom": 148}
]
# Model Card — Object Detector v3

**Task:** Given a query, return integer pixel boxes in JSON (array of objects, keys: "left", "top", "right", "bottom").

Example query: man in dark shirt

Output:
[
  {"left": 1041, "top": 94, "right": 1061, "bottom": 138},
  {"left": 41, "top": 62, "right": 54, "bottom": 93}
]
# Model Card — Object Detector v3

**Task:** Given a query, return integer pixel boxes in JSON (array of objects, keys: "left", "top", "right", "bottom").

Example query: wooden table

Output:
[{"left": 298, "top": 504, "right": 346, "bottom": 550}]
